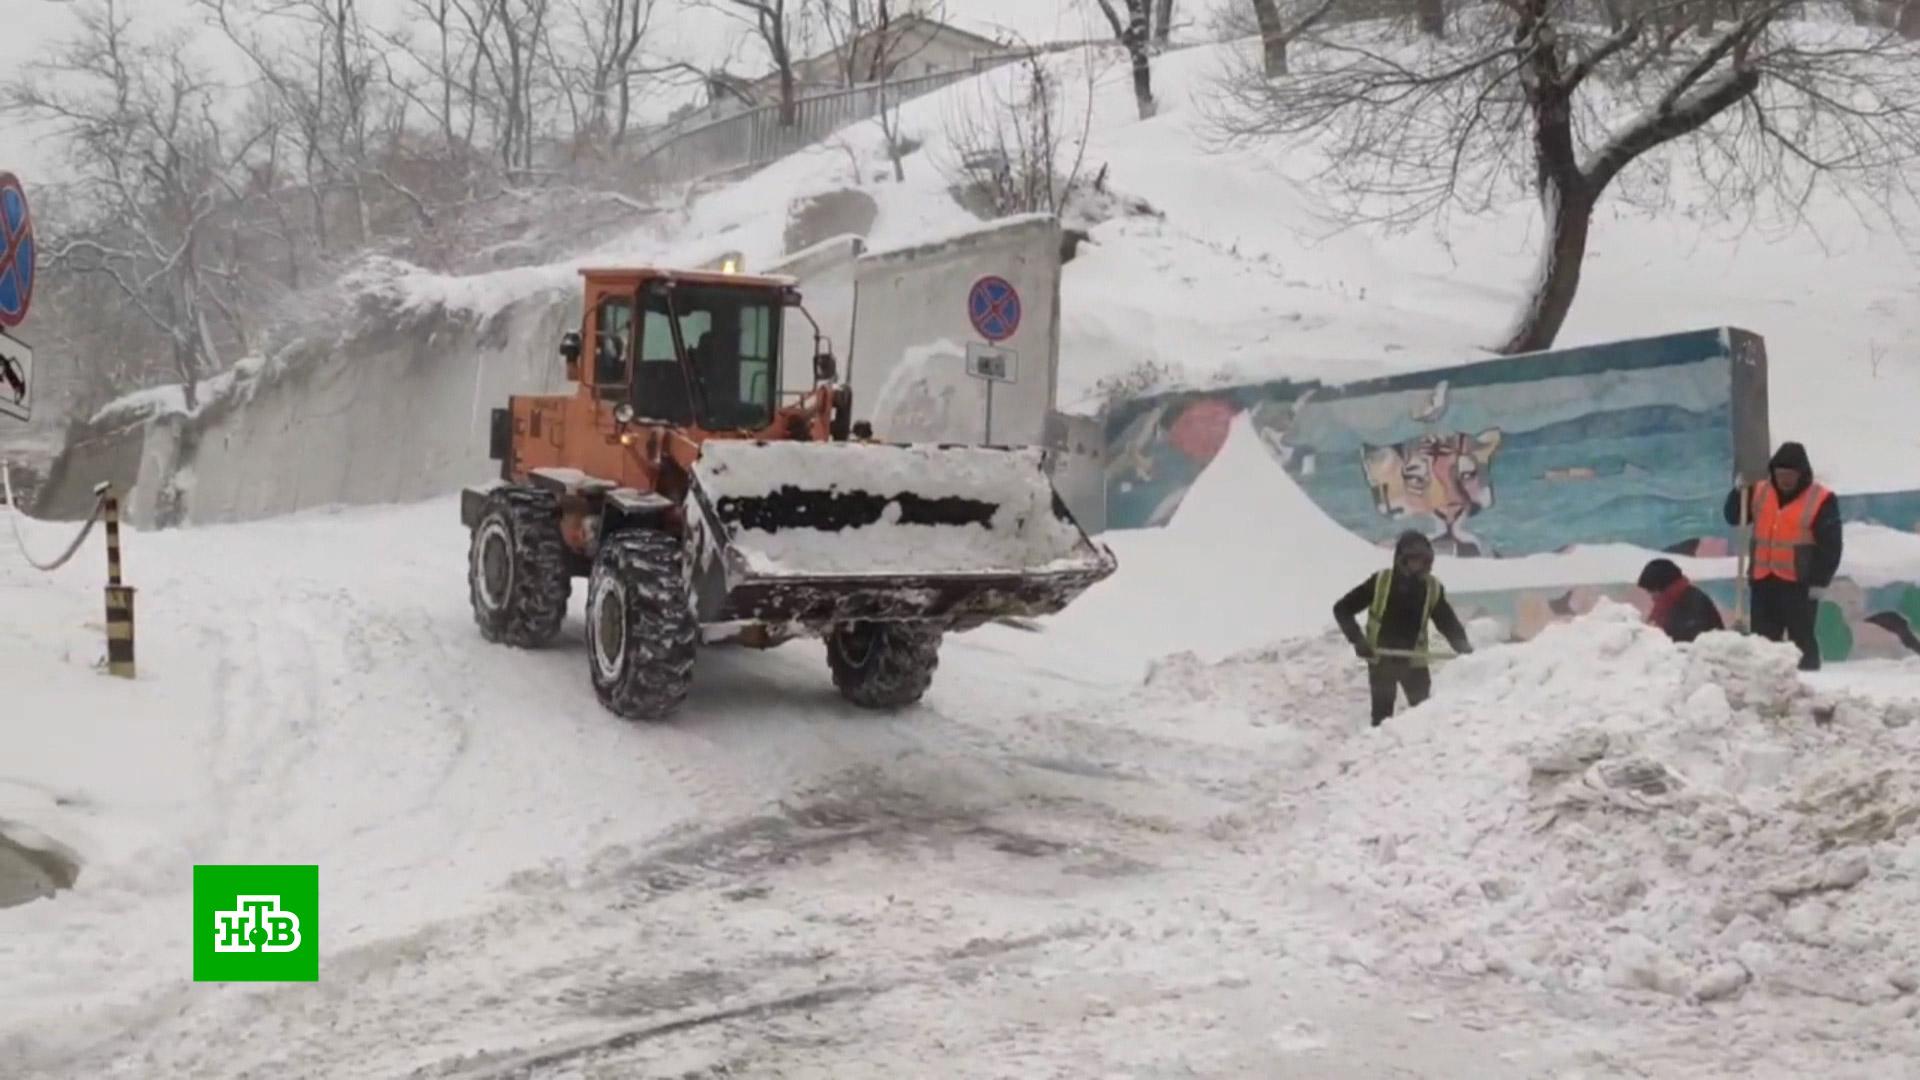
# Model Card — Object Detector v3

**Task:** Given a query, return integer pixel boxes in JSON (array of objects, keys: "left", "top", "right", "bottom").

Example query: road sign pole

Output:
[{"left": 984, "top": 381, "right": 993, "bottom": 445}]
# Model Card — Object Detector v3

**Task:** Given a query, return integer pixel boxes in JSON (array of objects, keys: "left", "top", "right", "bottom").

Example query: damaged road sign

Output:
[{"left": 0, "top": 331, "right": 31, "bottom": 421}]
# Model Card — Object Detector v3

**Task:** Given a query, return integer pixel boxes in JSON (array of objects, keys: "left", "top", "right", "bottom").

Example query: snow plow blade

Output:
[{"left": 685, "top": 441, "right": 1116, "bottom": 630}]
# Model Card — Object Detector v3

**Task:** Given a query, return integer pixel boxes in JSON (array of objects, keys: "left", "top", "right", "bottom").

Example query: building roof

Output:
[{"left": 775, "top": 13, "right": 1011, "bottom": 84}]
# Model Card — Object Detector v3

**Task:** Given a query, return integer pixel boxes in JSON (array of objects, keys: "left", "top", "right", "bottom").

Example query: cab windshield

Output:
[{"left": 633, "top": 283, "right": 779, "bottom": 430}]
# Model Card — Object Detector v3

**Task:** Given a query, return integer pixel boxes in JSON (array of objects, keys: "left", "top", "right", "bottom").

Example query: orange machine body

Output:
[{"left": 497, "top": 265, "right": 842, "bottom": 550}]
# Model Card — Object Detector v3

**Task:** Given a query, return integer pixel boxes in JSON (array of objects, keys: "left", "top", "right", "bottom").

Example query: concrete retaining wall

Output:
[
  {"left": 32, "top": 419, "right": 147, "bottom": 521},
  {"left": 764, "top": 234, "right": 864, "bottom": 402},
  {"left": 175, "top": 296, "right": 574, "bottom": 525},
  {"left": 34, "top": 214, "right": 1093, "bottom": 530},
  {"left": 851, "top": 213, "right": 1062, "bottom": 448}
]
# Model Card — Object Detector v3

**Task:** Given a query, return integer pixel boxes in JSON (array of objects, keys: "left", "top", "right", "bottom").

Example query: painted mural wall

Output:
[
  {"left": 1105, "top": 327, "right": 1769, "bottom": 556},
  {"left": 1102, "top": 326, "right": 1920, "bottom": 662}
]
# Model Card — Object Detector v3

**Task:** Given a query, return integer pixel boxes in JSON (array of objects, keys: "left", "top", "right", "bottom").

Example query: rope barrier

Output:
[
  {"left": 2, "top": 465, "right": 138, "bottom": 679},
  {"left": 2, "top": 462, "right": 106, "bottom": 572}
]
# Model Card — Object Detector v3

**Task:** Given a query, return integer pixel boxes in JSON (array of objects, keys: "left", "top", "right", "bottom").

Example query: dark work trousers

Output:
[
  {"left": 1750, "top": 577, "right": 1821, "bottom": 671},
  {"left": 1368, "top": 659, "right": 1432, "bottom": 726}
]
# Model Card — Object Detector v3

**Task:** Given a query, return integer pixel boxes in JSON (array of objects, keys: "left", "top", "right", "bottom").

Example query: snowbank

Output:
[
  {"left": 1830, "top": 523, "right": 1920, "bottom": 589},
  {"left": 1287, "top": 603, "right": 1920, "bottom": 1004},
  {"left": 1050, "top": 412, "right": 1387, "bottom": 668}
]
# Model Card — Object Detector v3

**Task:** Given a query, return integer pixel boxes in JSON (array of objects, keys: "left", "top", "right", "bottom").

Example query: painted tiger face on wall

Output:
[{"left": 1360, "top": 429, "right": 1504, "bottom": 553}]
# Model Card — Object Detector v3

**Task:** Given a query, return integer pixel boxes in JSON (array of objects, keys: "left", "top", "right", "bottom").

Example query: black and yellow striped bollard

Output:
[{"left": 98, "top": 482, "right": 136, "bottom": 678}]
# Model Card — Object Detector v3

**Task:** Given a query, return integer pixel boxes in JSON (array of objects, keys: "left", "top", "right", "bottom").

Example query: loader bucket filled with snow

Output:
[{"left": 686, "top": 440, "right": 1116, "bottom": 630}]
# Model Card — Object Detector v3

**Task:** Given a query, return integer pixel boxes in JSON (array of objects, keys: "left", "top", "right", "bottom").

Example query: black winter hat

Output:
[
  {"left": 1394, "top": 530, "right": 1434, "bottom": 559},
  {"left": 1637, "top": 558, "right": 1683, "bottom": 591}
]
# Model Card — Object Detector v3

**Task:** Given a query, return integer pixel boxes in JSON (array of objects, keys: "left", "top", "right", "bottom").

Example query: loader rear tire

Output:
[
  {"left": 586, "top": 530, "right": 698, "bottom": 721},
  {"left": 826, "top": 622, "right": 942, "bottom": 710},
  {"left": 469, "top": 486, "right": 571, "bottom": 648}
]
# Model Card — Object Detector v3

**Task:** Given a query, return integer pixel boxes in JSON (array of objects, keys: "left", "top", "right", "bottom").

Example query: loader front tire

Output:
[
  {"left": 586, "top": 530, "right": 698, "bottom": 721},
  {"left": 469, "top": 486, "right": 571, "bottom": 648},
  {"left": 826, "top": 622, "right": 942, "bottom": 710}
]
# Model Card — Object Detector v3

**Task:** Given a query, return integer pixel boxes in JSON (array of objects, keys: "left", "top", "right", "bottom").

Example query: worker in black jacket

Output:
[
  {"left": 1333, "top": 531, "right": 1473, "bottom": 727},
  {"left": 1636, "top": 558, "right": 1725, "bottom": 644},
  {"left": 1723, "top": 441, "right": 1843, "bottom": 671}
]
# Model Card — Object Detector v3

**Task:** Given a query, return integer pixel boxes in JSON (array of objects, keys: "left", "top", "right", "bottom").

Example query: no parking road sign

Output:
[
  {"left": 967, "top": 275, "right": 1021, "bottom": 343},
  {"left": 0, "top": 172, "right": 35, "bottom": 330}
]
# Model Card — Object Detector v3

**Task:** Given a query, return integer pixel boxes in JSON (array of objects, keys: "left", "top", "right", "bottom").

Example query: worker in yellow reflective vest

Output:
[
  {"left": 1333, "top": 531, "right": 1474, "bottom": 727},
  {"left": 1723, "top": 441, "right": 1844, "bottom": 671}
]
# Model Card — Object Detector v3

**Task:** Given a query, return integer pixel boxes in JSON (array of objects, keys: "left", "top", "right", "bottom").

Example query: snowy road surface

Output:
[{"left": 4, "top": 499, "right": 1920, "bottom": 1078}]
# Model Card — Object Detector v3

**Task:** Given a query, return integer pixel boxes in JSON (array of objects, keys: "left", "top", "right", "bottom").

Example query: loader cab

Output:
[{"left": 571, "top": 267, "right": 789, "bottom": 433}]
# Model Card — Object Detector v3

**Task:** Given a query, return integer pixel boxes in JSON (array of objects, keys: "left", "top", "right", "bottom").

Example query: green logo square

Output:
[{"left": 193, "top": 864, "right": 319, "bottom": 982}]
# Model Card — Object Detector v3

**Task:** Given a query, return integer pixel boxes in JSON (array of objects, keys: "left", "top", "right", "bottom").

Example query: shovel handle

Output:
[
  {"left": 1733, "top": 474, "right": 1752, "bottom": 632},
  {"left": 1367, "top": 647, "right": 1458, "bottom": 663}
]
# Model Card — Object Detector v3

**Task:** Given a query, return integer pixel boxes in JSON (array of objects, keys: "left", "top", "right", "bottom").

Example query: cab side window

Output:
[
  {"left": 635, "top": 295, "right": 695, "bottom": 424},
  {"left": 595, "top": 297, "right": 633, "bottom": 394},
  {"left": 737, "top": 303, "right": 773, "bottom": 409}
]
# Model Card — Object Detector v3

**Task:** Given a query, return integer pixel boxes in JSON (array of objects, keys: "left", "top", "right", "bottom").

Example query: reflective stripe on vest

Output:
[
  {"left": 1751, "top": 480, "right": 1830, "bottom": 583},
  {"left": 1367, "top": 569, "right": 1440, "bottom": 657}
]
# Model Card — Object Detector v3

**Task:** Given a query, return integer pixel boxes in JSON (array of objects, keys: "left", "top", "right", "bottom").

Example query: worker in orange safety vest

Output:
[{"left": 1723, "top": 441, "right": 1843, "bottom": 671}]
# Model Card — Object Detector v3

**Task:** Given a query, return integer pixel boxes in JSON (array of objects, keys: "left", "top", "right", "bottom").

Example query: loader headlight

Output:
[{"left": 614, "top": 403, "right": 635, "bottom": 425}]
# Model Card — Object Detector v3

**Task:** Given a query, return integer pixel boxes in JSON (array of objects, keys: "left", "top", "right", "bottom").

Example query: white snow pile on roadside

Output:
[
  {"left": 693, "top": 441, "right": 1097, "bottom": 575},
  {"left": 1294, "top": 602, "right": 1920, "bottom": 1006}
]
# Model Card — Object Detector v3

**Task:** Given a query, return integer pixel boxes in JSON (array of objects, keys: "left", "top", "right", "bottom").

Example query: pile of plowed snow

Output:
[{"left": 1289, "top": 603, "right": 1920, "bottom": 1005}]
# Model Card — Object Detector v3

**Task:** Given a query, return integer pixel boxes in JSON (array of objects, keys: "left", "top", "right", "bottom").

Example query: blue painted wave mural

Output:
[{"left": 1104, "top": 329, "right": 1752, "bottom": 557}]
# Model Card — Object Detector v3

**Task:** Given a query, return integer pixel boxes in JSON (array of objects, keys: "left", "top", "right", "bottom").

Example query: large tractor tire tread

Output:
[
  {"left": 469, "top": 486, "right": 572, "bottom": 648},
  {"left": 826, "top": 622, "right": 943, "bottom": 710},
  {"left": 587, "top": 530, "right": 699, "bottom": 721}
]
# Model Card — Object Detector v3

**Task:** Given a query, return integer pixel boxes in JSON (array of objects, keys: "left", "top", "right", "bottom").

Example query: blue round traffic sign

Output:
[
  {"left": 0, "top": 172, "right": 35, "bottom": 329},
  {"left": 967, "top": 275, "right": 1021, "bottom": 343}
]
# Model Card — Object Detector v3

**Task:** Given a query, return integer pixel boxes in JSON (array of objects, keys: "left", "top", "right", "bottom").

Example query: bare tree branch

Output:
[{"left": 1206, "top": 1, "right": 1920, "bottom": 353}]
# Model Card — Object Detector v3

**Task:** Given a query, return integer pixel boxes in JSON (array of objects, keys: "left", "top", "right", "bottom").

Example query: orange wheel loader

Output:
[{"left": 460, "top": 265, "right": 1116, "bottom": 721}]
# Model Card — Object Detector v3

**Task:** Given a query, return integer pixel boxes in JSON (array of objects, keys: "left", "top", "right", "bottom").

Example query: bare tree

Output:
[
  {"left": 1210, "top": 2, "right": 1920, "bottom": 354},
  {"left": 696, "top": 0, "right": 806, "bottom": 126},
  {"left": 1155, "top": 0, "right": 1177, "bottom": 46},
  {"left": 1844, "top": 0, "right": 1920, "bottom": 37},
  {"left": 813, "top": 0, "right": 949, "bottom": 179},
  {"left": 939, "top": 45, "right": 1100, "bottom": 217},
  {"left": 1095, "top": 0, "right": 1159, "bottom": 118},
  {"left": 3, "top": 0, "right": 274, "bottom": 409},
  {"left": 377, "top": 0, "right": 490, "bottom": 163},
  {"left": 558, "top": 0, "right": 658, "bottom": 147},
  {"left": 443, "top": 0, "right": 560, "bottom": 174},
  {"left": 198, "top": 0, "right": 396, "bottom": 250},
  {"left": 1233, "top": 0, "right": 1345, "bottom": 76}
]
